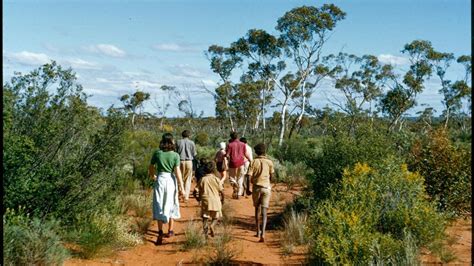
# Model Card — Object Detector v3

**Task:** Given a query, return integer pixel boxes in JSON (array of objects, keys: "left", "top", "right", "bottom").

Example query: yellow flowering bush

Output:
[{"left": 309, "top": 159, "right": 446, "bottom": 264}]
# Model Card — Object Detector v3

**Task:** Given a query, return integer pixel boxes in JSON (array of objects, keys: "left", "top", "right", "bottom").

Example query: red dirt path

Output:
[
  {"left": 65, "top": 183, "right": 305, "bottom": 265},
  {"left": 64, "top": 183, "right": 471, "bottom": 265}
]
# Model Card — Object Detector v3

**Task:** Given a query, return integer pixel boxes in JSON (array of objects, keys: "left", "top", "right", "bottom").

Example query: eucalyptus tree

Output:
[
  {"left": 205, "top": 45, "right": 242, "bottom": 131},
  {"left": 381, "top": 40, "right": 434, "bottom": 131},
  {"left": 231, "top": 76, "right": 265, "bottom": 136},
  {"left": 428, "top": 49, "right": 458, "bottom": 128},
  {"left": 276, "top": 4, "right": 346, "bottom": 134},
  {"left": 456, "top": 54, "right": 472, "bottom": 112},
  {"left": 231, "top": 29, "right": 285, "bottom": 137},
  {"left": 120, "top": 90, "right": 150, "bottom": 130},
  {"left": 324, "top": 53, "right": 393, "bottom": 133}
]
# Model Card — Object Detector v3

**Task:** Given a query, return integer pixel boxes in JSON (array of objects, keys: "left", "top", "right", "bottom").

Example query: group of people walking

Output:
[{"left": 148, "top": 130, "right": 274, "bottom": 245}]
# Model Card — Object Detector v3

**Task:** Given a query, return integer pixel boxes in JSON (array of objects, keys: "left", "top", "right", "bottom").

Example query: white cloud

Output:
[
  {"left": 84, "top": 44, "right": 126, "bottom": 57},
  {"left": 169, "top": 64, "right": 207, "bottom": 78},
  {"left": 201, "top": 79, "right": 218, "bottom": 87},
  {"left": 378, "top": 54, "right": 410, "bottom": 66},
  {"left": 63, "top": 58, "right": 101, "bottom": 70},
  {"left": 5, "top": 51, "right": 51, "bottom": 66},
  {"left": 151, "top": 42, "right": 199, "bottom": 52}
]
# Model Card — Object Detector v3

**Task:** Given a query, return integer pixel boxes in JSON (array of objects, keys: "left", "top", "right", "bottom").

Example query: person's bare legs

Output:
[
  {"left": 209, "top": 211, "right": 218, "bottom": 237},
  {"left": 167, "top": 218, "right": 174, "bottom": 237},
  {"left": 255, "top": 206, "right": 261, "bottom": 237},
  {"left": 203, "top": 217, "right": 209, "bottom": 238},
  {"left": 260, "top": 207, "right": 268, "bottom": 242},
  {"left": 156, "top": 221, "right": 164, "bottom": 245}
]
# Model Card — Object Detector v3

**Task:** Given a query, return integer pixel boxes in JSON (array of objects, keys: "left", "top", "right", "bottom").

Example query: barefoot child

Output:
[
  {"left": 197, "top": 160, "right": 224, "bottom": 238},
  {"left": 245, "top": 143, "right": 274, "bottom": 243}
]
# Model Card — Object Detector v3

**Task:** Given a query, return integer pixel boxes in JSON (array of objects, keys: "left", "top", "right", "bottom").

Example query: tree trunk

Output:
[
  {"left": 242, "top": 120, "right": 248, "bottom": 137},
  {"left": 444, "top": 107, "right": 450, "bottom": 129},
  {"left": 294, "top": 79, "right": 307, "bottom": 129},
  {"left": 131, "top": 113, "right": 136, "bottom": 130},
  {"left": 278, "top": 99, "right": 289, "bottom": 146}
]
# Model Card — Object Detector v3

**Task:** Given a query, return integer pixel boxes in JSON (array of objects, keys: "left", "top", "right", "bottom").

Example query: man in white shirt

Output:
[{"left": 239, "top": 137, "right": 253, "bottom": 197}]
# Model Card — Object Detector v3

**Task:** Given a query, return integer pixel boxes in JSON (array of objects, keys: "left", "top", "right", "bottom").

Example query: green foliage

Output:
[
  {"left": 3, "top": 62, "right": 128, "bottom": 221},
  {"left": 196, "top": 144, "right": 216, "bottom": 160},
  {"left": 272, "top": 160, "right": 312, "bottom": 190},
  {"left": 307, "top": 128, "right": 398, "bottom": 201},
  {"left": 408, "top": 128, "right": 471, "bottom": 215},
  {"left": 123, "top": 129, "right": 160, "bottom": 187},
  {"left": 309, "top": 160, "right": 446, "bottom": 265},
  {"left": 3, "top": 208, "right": 69, "bottom": 266},
  {"left": 70, "top": 211, "right": 141, "bottom": 258},
  {"left": 194, "top": 131, "right": 210, "bottom": 146},
  {"left": 181, "top": 220, "right": 207, "bottom": 251},
  {"left": 280, "top": 209, "right": 309, "bottom": 255},
  {"left": 207, "top": 228, "right": 240, "bottom": 265},
  {"left": 272, "top": 136, "right": 323, "bottom": 165}
]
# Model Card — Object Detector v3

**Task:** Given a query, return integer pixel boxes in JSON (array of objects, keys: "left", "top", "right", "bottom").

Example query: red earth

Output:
[{"left": 65, "top": 183, "right": 471, "bottom": 265}]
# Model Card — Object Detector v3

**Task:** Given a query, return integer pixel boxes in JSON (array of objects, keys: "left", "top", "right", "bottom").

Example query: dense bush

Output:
[
  {"left": 272, "top": 137, "right": 323, "bottom": 165},
  {"left": 272, "top": 160, "right": 312, "bottom": 190},
  {"left": 194, "top": 131, "right": 210, "bottom": 146},
  {"left": 69, "top": 211, "right": 142, "bottom": 258},
  {"left": 3, "top": 208, "right": 69, "bottom": 265},
  {"left": 308, "top": 160, "right": 446, "bottom": 265},
  {"left": 123, "top": 129, "right": 160, "bottom": 187},
  {"left": 3, "top": 62, "right": 128, "bottom": 221},
  {"left": 408, "top": 128, "right": 471, "bottom": 215},
  {"left": 307, "top": 128, "right": 398, "bottom": 201},
  {"left": 196, "top": 144, "right": 217, "bottom": 160}
]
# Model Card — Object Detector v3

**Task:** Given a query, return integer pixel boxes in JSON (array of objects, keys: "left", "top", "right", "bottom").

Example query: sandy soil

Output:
[
  {"left": 64, "top": 182, "right": 471, "bottom": 266},
  {"left": 420, "top": 217, "right": 471, "bottom": 265},
  {"left": 65, "top": 183, "right": 305, "bottom": 265}
]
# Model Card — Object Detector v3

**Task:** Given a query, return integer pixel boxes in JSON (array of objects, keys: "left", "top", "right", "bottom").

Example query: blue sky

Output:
[{"left": 3, "top": 0, "right": 471, "bottom": 117}]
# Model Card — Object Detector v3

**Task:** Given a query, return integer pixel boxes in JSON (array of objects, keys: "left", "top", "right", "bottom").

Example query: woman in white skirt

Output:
[{"left": 148, "top": 133, "right": 185, "bottom": 245}]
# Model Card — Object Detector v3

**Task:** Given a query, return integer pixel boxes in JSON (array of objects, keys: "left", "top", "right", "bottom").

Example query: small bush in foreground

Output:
[
  {"left": 309, "top": 160, "right": 446, "bottom": 265},
  {"left": 72, "top": 211, "right": 142, "bottom": 258},
  {"left": 207, "top": 228, "right": 240, "bottom": 265},
  {"left": 181, "top": 219, "right": 207, "bottom": 251},
  {"left": 280, "top": 209, "right": 309, "bottom": 255},
  {"left": 3, "top": 208, "right": 69, "bottom": 266}
]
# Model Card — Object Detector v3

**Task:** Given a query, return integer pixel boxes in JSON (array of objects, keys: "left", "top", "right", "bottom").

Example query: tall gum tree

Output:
[
  {"left": 231, "top": 29, "right": 285, "bottom": 140},
  {"left": 276, "top": 4, "right": 346, "bottom": 139},
  {"left": 381, "top": 40, "right": 434, "bottom": 131},
  {"left": 205, "top": 45, "right": 242, "bottom": 131},
  {"left": 324, "top": 53, "right": 393, "bottom": 134}
]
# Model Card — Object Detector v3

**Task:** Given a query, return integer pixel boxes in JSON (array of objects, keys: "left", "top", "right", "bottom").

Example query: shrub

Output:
[
  {"left": 308, "top": 160, "right": 446, "bottom": 265},
  {"left": 207, "top": 228, "right": 240, "bottom": 265},
  {"left": 408, "top": 128, "right": 471, "bottom": 215},
  {"left": 307, "top": 128, "right": 398, "bottom": 201},
  {"left": 194, "top": 131, "right": 209, "bottom": 146},
  {"left": 71, "top": 211, "right": 142, "bottom": 258},
  {"left": 181, "top": 219, "right": 207, "bottom": 251},
  {"left": 3, "top": 208, "right": 69, "bottom": 266},
  {"left": 196, "top": 145, "right": 216, "bottom": 160},
  {"left": 280, "top": 209, "right": 308, "bottom": 255},
  {"left": 3, "top": 63, "right": 129, "bottom": 221},
  {"left": 272, "top": 137, "right": 322, "bottom": 165}
]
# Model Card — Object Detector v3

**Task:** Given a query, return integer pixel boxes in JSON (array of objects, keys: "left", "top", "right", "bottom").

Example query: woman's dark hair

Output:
[
  {"left": 254, "top": 143, "right": 266, "bottom": 156},
  {"left": 160, "top": 133, "right": 175, "bottom": 151},
  {"left": 202, "top": 160, "right": 216, "bottom": 174},
  {"left": 239, "top": 137, "right": 247, "bottom": 143}
]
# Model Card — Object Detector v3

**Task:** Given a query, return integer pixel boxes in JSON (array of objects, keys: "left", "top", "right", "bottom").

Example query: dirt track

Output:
[
  {"left": 65, "top": 183, "right": 306, "bottom": 265},
  {"left": 64, "top": 182, "right": 471, "bottom": 265}
]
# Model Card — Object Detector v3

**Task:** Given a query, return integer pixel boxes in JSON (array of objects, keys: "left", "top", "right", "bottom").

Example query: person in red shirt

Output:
[{"left": 226, "top": 132, "right": 251, "bottom": 199}]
